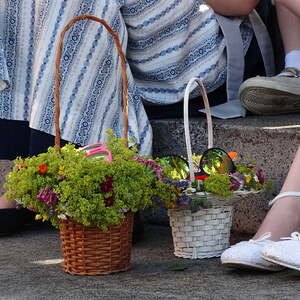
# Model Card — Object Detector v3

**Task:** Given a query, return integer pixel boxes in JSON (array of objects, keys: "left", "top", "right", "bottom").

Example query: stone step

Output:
[{"left": 150, "top": 113, "right": 300, "bottom": 233}]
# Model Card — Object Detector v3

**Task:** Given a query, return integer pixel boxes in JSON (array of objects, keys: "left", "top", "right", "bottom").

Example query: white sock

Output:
[
  {"left": 285, "top": 50, "right": 300, "bottom": 70},
  {"left": 277, "top": 50, "right": 300, "bottom": 76}
]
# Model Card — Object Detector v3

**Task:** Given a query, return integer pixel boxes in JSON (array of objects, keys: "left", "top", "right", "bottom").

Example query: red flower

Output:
[
  {"left": 195, "top": 174, "right": 209, "bottom": 181},
  {"left": 37, "top": 164, "right": 48, "bottom": 174},
  {"left": 17, "top": 165, "right": 27, "bottom": 170},
  {"left": 104, "top": 196, "right": 115, "bottom": 207},
  {"left": 100, "top": 176, "right": 114, "bottom": 193}
]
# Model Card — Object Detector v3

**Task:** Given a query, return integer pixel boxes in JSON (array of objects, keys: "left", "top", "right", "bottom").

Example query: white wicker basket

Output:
[
  {"left": 168, "top": 206, "right": 233, "bottom": 259},
  {"left": 168, "top": 78, "right": 234, "bottom": 259}
]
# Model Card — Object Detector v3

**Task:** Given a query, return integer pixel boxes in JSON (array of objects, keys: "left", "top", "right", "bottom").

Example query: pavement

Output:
[{"left": 1, "top": 222, "right": 300, "bottom": 300}]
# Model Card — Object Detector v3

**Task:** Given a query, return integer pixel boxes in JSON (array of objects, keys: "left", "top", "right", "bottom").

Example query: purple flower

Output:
[
  {"left": 229, "top": 173, "right": 245, "bottom": 191},
  {"left": 134, "top": 157, "right": 163, "bottom": 181},
  {"left": 151, "top": 196, "right": 163, "bottom": 206},
  {"left": 100, "top": 176, "right": 114, "bottom": 193},
  {"left": 174, "top": 180, "right": 189, "bottom": 189},
  {"left": 256, "top": 169, "right": 265, "bottom": 185},
  {"left": 58, "top": 175, "right": 66, "bottom": 182},
  {"left": 230, "top": 177, "right": 240, "bottom": 191},
  {"left": 104, "top": 196, "right": 115, "bottom": 207},
  {"left": 37, "top": 187, "right": 59, "bottom": 206},
  {"left": 176, "top": 196, "right": 191, "bottom": 207},
  {"left": 163, "top": 178, "right": 189, "bottom": 189}
]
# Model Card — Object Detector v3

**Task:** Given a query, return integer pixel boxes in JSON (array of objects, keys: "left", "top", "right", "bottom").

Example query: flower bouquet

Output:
[
  {"left": 4, "top": 131, "right": 176, "bottom": 274},
  {"left": 157, "top": 151, "right": 269, "bottom": 213},
  {"left": 4, "top": 131, "right": 175, "bottom": 230},
  {"left": 3, "top": 15, "right": 178, "bottom": 275},
  {"left": 154, "top": 77, "right": 271, "bottom": 259}
]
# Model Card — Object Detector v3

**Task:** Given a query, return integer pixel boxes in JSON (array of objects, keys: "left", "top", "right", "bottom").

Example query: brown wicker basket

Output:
[
  {"left": 53, "top": 15, "right": 132, "bottom": 275},
  {"left": 60, "top": 212, "right": 134, "bottom": 275}
]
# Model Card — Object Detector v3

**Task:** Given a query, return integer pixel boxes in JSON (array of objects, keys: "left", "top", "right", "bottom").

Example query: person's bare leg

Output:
[
  {"left": 0, "top": 196, "right": 16, "bottom": 208},
  {"left": 0, "top": 160, "right": 15, "bottom": 209},
  {"left": 276, "top": 3, "right": 300, "bottom": 54},
  {"left": 251, "top": 5, "right": 300, "bottom": 241},
  {"left": 276, "top": 0, "right": 300, "bottom": 20},
  {"left": 253, "top": 146, "right": 300, "bottom": 241}
]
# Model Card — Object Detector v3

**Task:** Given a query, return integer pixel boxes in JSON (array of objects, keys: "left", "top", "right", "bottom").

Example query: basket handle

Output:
[
  {"left": 183, "top": 77, "right": 213, "bottom": 182},
  {"left": 54, "top": 14, "right": 128, "bottom": 151}
]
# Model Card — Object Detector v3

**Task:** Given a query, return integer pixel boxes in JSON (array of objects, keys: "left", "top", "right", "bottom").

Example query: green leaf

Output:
[{"left": 170, "top": 264, "right": 188, "bottom": 271}]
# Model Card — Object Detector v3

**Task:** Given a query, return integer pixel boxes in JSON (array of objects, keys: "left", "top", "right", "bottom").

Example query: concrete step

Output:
[
  {"left": 0, "top": 114, "right": 299, "bottom": 235},
  {"left": 151, "top": 113, "right": 300, "bottom": 233}
]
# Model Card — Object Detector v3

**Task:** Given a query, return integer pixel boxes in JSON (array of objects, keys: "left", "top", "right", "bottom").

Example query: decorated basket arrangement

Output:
[
  {"left": 3, "top": 16, "right": 176, "bottom": 275},
  {"left": 154, "top": 78, "right": 270, "bottom": 259}
]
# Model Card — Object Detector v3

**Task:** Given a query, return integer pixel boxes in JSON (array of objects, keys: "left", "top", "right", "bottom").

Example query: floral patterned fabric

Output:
[{"left": 0, "top": 0, "right": 253, "bottom": 154}]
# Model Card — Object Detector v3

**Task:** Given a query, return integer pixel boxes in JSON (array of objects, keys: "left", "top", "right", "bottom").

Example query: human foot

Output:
[{"left": 253, "top": 192, "right": 300, "bottom": 241}]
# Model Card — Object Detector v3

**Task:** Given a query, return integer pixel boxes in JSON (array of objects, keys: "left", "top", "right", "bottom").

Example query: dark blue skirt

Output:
[{"left": 0, "top": 119, "right": 68, "bottom": 159}]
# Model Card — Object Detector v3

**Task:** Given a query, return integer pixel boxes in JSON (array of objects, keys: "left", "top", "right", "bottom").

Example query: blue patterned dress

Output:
[{"left": 0, "top": 0, "right": 252, "bottom": 154}]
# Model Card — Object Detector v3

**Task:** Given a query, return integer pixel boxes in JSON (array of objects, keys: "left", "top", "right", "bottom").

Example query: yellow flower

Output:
[
  {"left": 35, "top": 214, "right": 43, "bottom": 220},
  {"left": 167, "top": 202, "right": 176, "bottom": 209},
  {"left": 245, "top": 176, "right": 252, "bottom": 184},
  {"left": 58, "top": 165, "right": 66, "bottom": 176}
]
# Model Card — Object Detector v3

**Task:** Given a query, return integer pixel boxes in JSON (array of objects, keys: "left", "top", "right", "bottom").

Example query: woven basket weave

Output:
[
  {"left": 60, "top": 212, "right": 134, "bottom": 275},
  {"left": 168, "top": 78, "right": 236, "bottom": 259},
  {"left": 53, "top": 15, "right": 132, "bottom": 275},
  {"left": 168, "top": 206, "right": 233, "bottom": 259},
  {"left": 194, "top": 190, "right": 262, "bottom": 207}
]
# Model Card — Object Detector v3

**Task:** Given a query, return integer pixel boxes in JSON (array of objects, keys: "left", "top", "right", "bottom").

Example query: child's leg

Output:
[
  {"left": 276, "top": 2, "right": 300, "bottom": 72},
  {"left": 277, "top": 3, "right": 300, "bottom": 54},
  {"left": 276, "top": 0, "right": 300, "bottom": 19}
]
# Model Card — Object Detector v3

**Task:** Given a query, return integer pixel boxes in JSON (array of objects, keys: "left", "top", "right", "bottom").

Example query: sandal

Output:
[{"left": 268, "top": 191, "right": 300, "bottom": 206}]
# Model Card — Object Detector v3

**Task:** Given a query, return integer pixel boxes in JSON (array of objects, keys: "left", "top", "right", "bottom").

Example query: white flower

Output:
[
  {"left": 253, "top": 175, "right": 259, "bottom": 183},
  {"left": 184, "top": 187, "right": 196, "bottom": 195},
  {"left": 57, "top": 214, "right": 67, "bottom": 220}
]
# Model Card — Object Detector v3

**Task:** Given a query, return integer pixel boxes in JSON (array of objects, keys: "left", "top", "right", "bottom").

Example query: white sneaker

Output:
[
  {"left": 239, "top": 68, "right": 300, "bottom": 115},
  {"left": 221, "top": 232, "right": 285, "bottom": 271},
  {"left": 261, "top": 232, "right": 300, "bottom": 271}
]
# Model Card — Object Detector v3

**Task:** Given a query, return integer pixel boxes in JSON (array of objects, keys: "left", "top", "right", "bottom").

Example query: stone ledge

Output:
[{"left": 151, "top": 114, "right": 300, "bottom": 233}]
